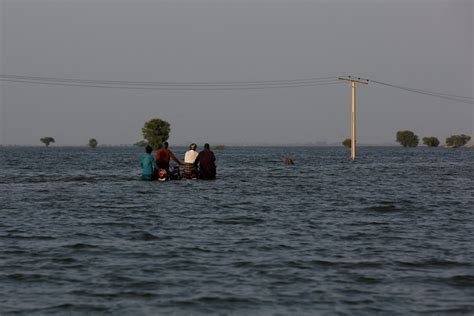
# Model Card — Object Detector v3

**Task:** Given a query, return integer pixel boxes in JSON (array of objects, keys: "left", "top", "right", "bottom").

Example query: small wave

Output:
[
  {"left": 2, "top": 273, "right": 47, "bottom": 281},
  {"left": 62, "top": 243, "right": 99, "bottom": 249},
  {"left": 340, "top": 298, "right": 377, "bottom": 306},
  {"left": 287, "top": 260, "right": 318, "bottom": 270},
  {"left": 64, "top": 175, "right": 100, "bottom": 183},
  {"left": 91, "top": 222, "right": 138, "bottom": 228},
  {"left": 395, "top": 259, "right": 471, "bottom": 268},
  {"left": 181, "top": 246, "right": 212, "bottom": 253},
  {"left": 92, "top": 203, "right": 148, "bottom": 209},
  {"left": 117, "top": 291, "right": 157, "bottom": 299},
  {"left": 340, "top": 261, "right": 384, "bottom": 269},
  {"left": 233, "top": 261, "right": 254, "bottom": 268},
  {"left": 7, "top": 175, "right": 98, "bottom": 184},
  {"left": 130, "top": 231, "right": 160, "bottom": 241},
  {"left": 51, "top": 257, "right": 77, "bottom": 264},
  {"left": 310, "top": 259, "right": 338, "bottom": 267},
  {"left": 6, "top": 174, "right": 138, "bottom": 184},
  {"left": 214, "top": 216, "right": 264, "bottom": 225},
  {"left": 354, "top": 276, "right": 381, "bottom": 284},
  {"left": 256, "top": 244, "right": 294, "bottom": 251},
  {"left": 35, "top": 303, "right": 109, "bottom": 313},
  {"left": 71, "top": 289, "right": 157, "bottom": 299},
  {"left": 286, "top": 259, "right": 383, "bottom": 270},
  {"left": 67, "top": 289, "right": 118, "bottom": 300},
  {"left": 365, "top": 204, "right": 401, "bottom": 212},
  {"left": 251, "top": 258, "right": 322, "bottom": 269},
  {"left": 363, "top": 199, "right": 420, "bottom": 213},
  {"left": 416, "top": 306, "right": 474, "bottom": 314},
  {"left": 0, "top": 234, "right": 56, "bottom": 240},
  {"left": 173, "top": 295, "right": 257, "bottom": 306},
  {"left": 443, "top": 275, "right": 474, "bottom": 287}
]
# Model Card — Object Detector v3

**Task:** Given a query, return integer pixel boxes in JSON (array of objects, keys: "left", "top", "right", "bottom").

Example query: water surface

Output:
[{"left": 1, "top": 146, "right": 473, "bottom": 315}]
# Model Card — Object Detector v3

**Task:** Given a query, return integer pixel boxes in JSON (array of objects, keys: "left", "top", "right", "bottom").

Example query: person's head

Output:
[
  {"left": 145, "top": 145, "right": 153, "bottom": 154},
  {"left": 204, "top": 143, "right": 210, "bottom": 150},
  {"left": 189, "top": 143, "right": 197, "bottom": 151},
  {"left": 163, "top": 142, "right": 169, "bottom": 148}
]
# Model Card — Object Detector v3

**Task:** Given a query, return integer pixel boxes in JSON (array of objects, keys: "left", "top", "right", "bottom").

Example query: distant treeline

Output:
[{"left": 342, "top": 131, "right": 471, "bottom": 148}]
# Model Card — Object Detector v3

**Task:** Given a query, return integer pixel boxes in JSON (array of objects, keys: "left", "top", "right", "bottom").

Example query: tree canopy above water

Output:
[
  {"left": 342, "top": 138, "right": 351, "bottom": 148},
  {"left": 88, "top": 138, "right": 98, "bottom": 148},
  {"left": 396, "top": 130, "right": 419, "bottom": 147},
  {"left": 142, "top": 118, "right": 170, "bottom": 149},
  {"left": 446, "top": 134, "right": 471, "bottom": 148},
  {"left": 40, "top": 137, "right": 55, "bottom": 147},
  {"left": 422, "top": 136, "right": 440, "bottom": 147}
]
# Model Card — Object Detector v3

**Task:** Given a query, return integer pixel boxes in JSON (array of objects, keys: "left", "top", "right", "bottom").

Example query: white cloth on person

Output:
[{"left": 184, "top": 150, "right": 199, "bottom": 164}]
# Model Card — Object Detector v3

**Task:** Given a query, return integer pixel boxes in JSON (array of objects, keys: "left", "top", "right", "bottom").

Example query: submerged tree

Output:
[
  {"left": 88, "top": 138, "right": 98, "bottom": 148},
  {"left": 446, "top": 134, "right": 471, "bottom": 148},
  {"left": 342, "top": 138, "right": 351, "bottom": 148},
  {"left": 142, "top": 118, "right": 170, "bottom": 149},
  {"left": 40, "top": 137, "right": 55, "bottom": 147},
  {"left": 422, "top": 136, "right": 440, "bottom": 147},
  {"left": 396, "top": 130, "right": 419, "bottom": 147}
]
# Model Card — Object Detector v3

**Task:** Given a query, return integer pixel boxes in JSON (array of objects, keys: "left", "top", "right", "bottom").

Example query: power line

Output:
[
  {"left": 0, "top": 77, "right": 343, "bottom": 90},
  {"left": 0, "top": 74, "right": 339, "bottom": 87},
  {"left": 369, "top": 79, "right": 474, "bottom": 104},
  {"left": 371, "top": 79, "right": 474, "bottom": 100},
  {"left": 0, "top": 74, "right": 472, "bottom": 104}
]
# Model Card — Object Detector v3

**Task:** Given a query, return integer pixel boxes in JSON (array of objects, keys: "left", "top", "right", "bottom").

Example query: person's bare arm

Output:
[{"left": 170, "top": 151, "right": 183, "bottom": 165}]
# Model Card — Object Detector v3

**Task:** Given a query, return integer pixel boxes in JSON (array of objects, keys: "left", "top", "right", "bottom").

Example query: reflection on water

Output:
[{"left": 1, "top": 146, "right": 473, "bottom": 314}]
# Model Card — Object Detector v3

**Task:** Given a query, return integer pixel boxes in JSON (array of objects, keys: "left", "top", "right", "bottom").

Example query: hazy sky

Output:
[{"left": 0, "top": 0, "right": 472, "bottom": 146}]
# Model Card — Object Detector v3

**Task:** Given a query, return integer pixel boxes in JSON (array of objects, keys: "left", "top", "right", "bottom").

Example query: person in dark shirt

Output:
[
  {"left": 195, "top": 143, "right": 216, "bottom": 180},
  {"left": 155, "top": 141, "right": 182, "bottom": 172}
]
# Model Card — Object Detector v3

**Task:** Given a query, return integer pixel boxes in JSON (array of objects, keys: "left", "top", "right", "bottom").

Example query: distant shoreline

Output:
[{"left": 1, "top": 144, "right": 467, "bottom": 148}]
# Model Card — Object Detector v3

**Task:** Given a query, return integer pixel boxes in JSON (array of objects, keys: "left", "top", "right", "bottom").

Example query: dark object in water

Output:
[
  {"left": 283, "top": 156, "right": 294, "bottom": 165},
  {"left": 169, "top": 166, "right": 182, "bottom": 180}
]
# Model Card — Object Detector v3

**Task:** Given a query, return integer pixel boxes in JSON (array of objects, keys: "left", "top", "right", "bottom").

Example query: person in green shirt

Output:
[{"left": 140, "top": 145, "right": 157, "bottom": 180}]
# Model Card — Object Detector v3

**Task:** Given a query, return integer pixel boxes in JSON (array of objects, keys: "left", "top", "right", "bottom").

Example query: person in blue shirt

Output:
[{"left": 140, "top": 145, "right": 157, "bottom": 180}]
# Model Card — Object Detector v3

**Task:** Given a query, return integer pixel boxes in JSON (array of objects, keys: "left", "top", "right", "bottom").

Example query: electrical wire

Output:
[
  {"left": 369, "top": 79, "right": 474, "bottom": 104},
  {"left": 0, "top": 77, "right": 343, "bottom": 90},
  {"left": 1, "top": 74, "right": 472, "bottom": 104},
  {"left": 0, "top": 74, "right": 339, "bottom": 87}
]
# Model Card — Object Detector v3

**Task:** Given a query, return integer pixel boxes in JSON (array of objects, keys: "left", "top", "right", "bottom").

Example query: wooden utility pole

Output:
[{"left": 338, "top": 76, "right": 368, "bottom": 160}]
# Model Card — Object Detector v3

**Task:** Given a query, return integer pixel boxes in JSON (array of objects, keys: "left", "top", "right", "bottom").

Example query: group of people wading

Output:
[{"left": 140, "top": 142, "right": 216, "bottom": 181}]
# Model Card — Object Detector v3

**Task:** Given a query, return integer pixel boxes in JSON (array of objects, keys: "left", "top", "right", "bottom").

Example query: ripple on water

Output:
[
  {"left": 34, "top": 303, "right": 110, "bottom": 314},
  {"left": 129, "top": 231, "right": 161, "bottom": 241},
  {"left": 439, "top": 275, "right": 474, "bottom": 287},
  {"left": 395, "top": 259, "right": 473, "bottom": 269},
  {"left": 213, "top": 216, "right": 265, "bottom": 225},
  {"left": 62, "top": 243, "right": 100, "bottom": 250}
]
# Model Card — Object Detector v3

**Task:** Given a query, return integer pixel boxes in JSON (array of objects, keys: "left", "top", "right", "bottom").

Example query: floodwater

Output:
[{"left": 1, "top": 146, "right": 473, "bottom": 315}]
